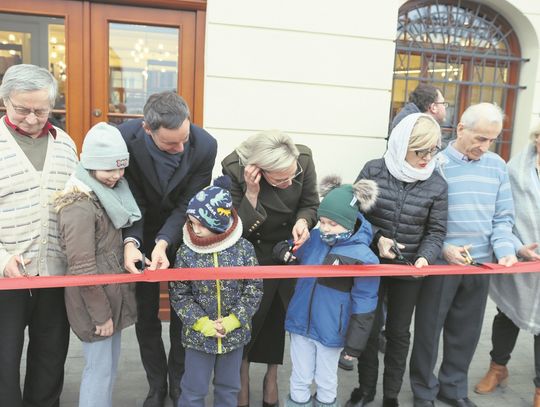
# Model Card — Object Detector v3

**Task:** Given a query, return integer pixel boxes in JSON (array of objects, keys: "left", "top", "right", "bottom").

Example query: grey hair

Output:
[
  {"left": 529, "top": 122, "right": 540, "bottom": 143},
  {"left": 0, "top": 64, "right": 57, "bottom": 106},
  {"left": 236, "top": 130, "right": 299, "bottom": 172},
  {"left": 143, "top": 91, "right": 191, "bottom": 131},
  {"left": 460, "top": 103, "right": 504, "bottom": 129}
]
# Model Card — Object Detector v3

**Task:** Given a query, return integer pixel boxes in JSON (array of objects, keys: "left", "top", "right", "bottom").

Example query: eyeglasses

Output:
[
  {"left": 263, "top": 163, "right": 303, "bottom": 187},
  {"left": 434, "top": 101, "right": 449, "bottom": 108},
  {"left": 414, "top": 146, "right": 441, "bottom": 159},
  {"left": 6, "top": 98, "right": 50, "bottom": 118}
]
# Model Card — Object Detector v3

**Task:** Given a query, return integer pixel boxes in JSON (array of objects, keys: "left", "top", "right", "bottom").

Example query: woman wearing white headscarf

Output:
[
  {"left": 345, "top": 113, "right": 448, "bottom": 407},
  {"left": 475, "top": 123, "right": 540, "bottom": 407}
]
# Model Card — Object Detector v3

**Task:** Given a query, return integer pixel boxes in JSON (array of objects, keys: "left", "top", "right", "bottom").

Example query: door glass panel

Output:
[
  {"left": 0, "top": 13, "right": 66, "bottom": 129},
  {"left": 108, "top": 23, "right": 179, "bottom": 123}
]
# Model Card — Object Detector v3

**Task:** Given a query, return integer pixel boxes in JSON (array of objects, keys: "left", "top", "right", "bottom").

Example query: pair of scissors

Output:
[
  {"left": 390, "top": 239, "right": 413, "bottom": 266},
  {"left": 19, "top": 254, "right": 29, "bottom": 277},
  {"left": 134, "top": 252, "right": 146, "bottom": 272},
  {"left": 462, "top": 246, "right": 483, "bottom": 266}
]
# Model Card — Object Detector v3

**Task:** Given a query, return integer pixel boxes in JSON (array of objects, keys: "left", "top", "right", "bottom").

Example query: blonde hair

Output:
[
  {"left": 408, "top": 116, "right": 441, "bottom": 150},
  {"left": 529, "top": 122, "right": 540, "bottom": 143},
  {"left": 235, "top": 130, "right": 299, "bottom": 172}
]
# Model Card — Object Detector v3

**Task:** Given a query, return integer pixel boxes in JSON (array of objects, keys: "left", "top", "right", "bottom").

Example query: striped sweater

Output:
[
  {"left": 437, "top": 144, "right": 515, "bottom": 263},
  {"left": 0, "top": 120, "right": 78, "bottom": 277}
]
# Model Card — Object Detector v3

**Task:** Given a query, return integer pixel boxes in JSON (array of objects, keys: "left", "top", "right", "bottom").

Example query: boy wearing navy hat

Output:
[{"left": 169, "top": 176, "right": 263, "bottom": 407}]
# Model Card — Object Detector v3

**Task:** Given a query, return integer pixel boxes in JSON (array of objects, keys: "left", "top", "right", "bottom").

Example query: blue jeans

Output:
[
  {"left": 179, "top": 347, "right": 243, "bottom": 407},
  {"left": 79, "top": 331, "right": 122, "bottom": 407}
]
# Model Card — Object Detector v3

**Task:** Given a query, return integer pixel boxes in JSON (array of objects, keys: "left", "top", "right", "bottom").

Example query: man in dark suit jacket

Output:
[{"left": 118, "top": 91, "right": 217, "bottom": 407}]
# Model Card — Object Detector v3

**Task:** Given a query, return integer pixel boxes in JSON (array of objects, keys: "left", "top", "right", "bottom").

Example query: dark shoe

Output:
[
  {"left": 339, "top": 350, "right": 354, "bottom": 371},
  {"left": 382, "top": 397, "right": 399, "bottom": 407},
  {"left": 344, "top": 387, "right": 375, "bottom": 407},
  {"left": 413, "top": 398, "right": 434, "bottom": 407},
  {"left": 436, "top": 394, "right": 478, "bottom": 407},
  {"left": 143, "top": 387, "right": 167, "bottom": 407}
]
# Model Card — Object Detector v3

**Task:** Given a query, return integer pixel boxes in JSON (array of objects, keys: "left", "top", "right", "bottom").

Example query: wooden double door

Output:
[{"left": 1, "top": 0, "right": 205, "bottom": 149}]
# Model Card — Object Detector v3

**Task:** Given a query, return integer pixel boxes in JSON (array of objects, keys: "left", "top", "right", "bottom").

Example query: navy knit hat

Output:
[{"left": 186, "top": 176, "right": 234, "bottom": 233}]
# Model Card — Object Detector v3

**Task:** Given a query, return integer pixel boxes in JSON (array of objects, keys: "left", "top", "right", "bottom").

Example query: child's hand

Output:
[
  {"left": 194, "top": 316, "right": 218, "bottom": 337},
  {"left": 272, "top": 240, "right": 297, "bottom": 264},
  {"left": 220, "top": 314, "right": 241, "bottom": 334},
  {"left": 95, "top": 318, "right": 114, "bottom": 337},
  {"left": 214, "top": 319, "right": 226, "bottom": 337},
  {"left": 342, "top": 352, "right": 354, "bottom": 361}
]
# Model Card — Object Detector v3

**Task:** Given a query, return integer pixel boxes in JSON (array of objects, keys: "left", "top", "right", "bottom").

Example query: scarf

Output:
[
  {"left": 183, "top": 210, "right": 243, "bottom": 254},
  {"left": 74, "top": 164, "right": 141, "bottom": 229},
  {"left": 489, "top": 143, "right": 540, "bottom": 334},
  {"left": 384, "top": 113, "right": 440, "bottom": 183}
]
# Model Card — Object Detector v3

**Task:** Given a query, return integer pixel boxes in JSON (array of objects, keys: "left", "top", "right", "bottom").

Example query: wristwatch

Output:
[{"left": 123, "top": 237, "right": 141, "bottom": 249}]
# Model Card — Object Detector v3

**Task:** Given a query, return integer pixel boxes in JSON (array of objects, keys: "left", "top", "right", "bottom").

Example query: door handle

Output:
[{"left": 92, "top": 109, "right": 102, "bottom": 117}]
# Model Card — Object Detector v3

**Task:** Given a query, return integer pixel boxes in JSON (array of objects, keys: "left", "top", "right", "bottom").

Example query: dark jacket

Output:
[
  {"left": 391, "top": 102, "right": 421, "bottom": 130},
  {"left": 357, "top": 158, "right": 448, "bottom": 266},
  {"left": 221, "top": 145, "right": 319, "bottom": 265},
  {"left": 170, "top": 228, "right": 263, "bottom": 354},
  {"left": 56, "top": 190, "right": 137, "bottom": 343},
  {"left": 118, "top": 118, "right": 217, "bottom": 258},
  {"left": 285, "top": 214, "right": 380, "bottom": 356}
]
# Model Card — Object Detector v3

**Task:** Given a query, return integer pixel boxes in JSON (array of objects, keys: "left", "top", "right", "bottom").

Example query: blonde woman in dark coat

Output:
[{"left": 222, "top": 130, "right": 319, "bottom": 407}]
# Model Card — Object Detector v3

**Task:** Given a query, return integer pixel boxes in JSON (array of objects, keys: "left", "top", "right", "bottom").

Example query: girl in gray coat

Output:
[{"left": 55, "top": 122, "right": 141, "bottom": 407}]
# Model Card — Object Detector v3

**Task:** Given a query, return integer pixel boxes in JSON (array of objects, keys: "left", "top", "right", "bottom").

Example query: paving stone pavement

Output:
[{"left": 21, "top": 299, "right": 535, "bottom": 406}]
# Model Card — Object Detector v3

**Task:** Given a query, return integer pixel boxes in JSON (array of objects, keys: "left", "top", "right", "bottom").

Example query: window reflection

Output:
[
  {"left": 0, "top": 13, "right": 66, "bottom": 129},
  {"left": 109, "top": 23, "right": 178, "bottom": 121}
]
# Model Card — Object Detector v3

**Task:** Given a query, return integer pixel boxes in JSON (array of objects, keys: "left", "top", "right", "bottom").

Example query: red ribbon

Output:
[{"left": 2, "top": 261, "right": 540, "bottom": 290}]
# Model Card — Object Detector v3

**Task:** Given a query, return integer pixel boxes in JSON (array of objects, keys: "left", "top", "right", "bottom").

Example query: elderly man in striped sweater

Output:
[
  {"left": 409, "top": 103, "right": 521, "bottom": 407},
  {"left": 0, "top": 64, "right": 77, "bottom": 407}
]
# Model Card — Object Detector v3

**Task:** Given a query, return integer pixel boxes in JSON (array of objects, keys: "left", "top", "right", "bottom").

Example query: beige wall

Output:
[{"left": 203, "top": 0, "right": 540, "bottom": 183}]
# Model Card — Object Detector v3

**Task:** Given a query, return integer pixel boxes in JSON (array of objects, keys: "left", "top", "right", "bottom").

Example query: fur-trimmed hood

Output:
[{"left": 54, "top": 188, "right": 92, "bottom": 212}]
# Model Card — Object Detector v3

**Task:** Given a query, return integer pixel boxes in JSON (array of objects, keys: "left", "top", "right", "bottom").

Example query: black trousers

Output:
[
  {"left": 0, "top": 288, "right": 70, "bottom": 407},
  {"left": 135, "top": 282, "right": 185, "bottom": 394},
  {"left": 489, "top": 308, "right": 540, "bottom": 387},
  {"left": 357, "top": 277, "right": 423, "bottom": 398},
  {"left": 410, "top": 274, "right": 489, "bottom": 401},
  {"left": 245, "top": 278, "right": 294, "bottom": 365}
]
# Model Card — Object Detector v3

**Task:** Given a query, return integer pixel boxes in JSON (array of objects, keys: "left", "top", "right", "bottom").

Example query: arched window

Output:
[{"left": 391, "top": 0, "right": 525, "bottom": 159}]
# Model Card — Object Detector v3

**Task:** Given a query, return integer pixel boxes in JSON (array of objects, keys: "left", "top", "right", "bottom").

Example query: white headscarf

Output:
[{"left": 383, "top": 113, "right": 441, "bottom": 183}]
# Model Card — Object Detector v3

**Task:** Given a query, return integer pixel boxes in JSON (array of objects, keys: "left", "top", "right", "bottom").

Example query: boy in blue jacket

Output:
[{"left": 276, "top": 176, "right": 380, "bottom": 407}]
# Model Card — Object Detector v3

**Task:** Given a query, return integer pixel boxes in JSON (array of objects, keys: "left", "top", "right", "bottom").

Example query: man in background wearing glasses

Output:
[
  {"left": 0, "top": 64, "right": 78, "bottom": 407},
  {"left": 391, "top": 84, "right": 448, "bottom": 129}
]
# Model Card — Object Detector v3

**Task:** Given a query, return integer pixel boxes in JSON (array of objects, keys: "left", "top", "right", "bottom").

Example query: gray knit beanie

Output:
[{"left": 80, "top": 122, "right": 129, "bottom": 170}]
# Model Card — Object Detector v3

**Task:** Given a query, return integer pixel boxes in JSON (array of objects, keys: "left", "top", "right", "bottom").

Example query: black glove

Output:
[{"left": 272, "top": 240, "right": 297, "bottom": 264}]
